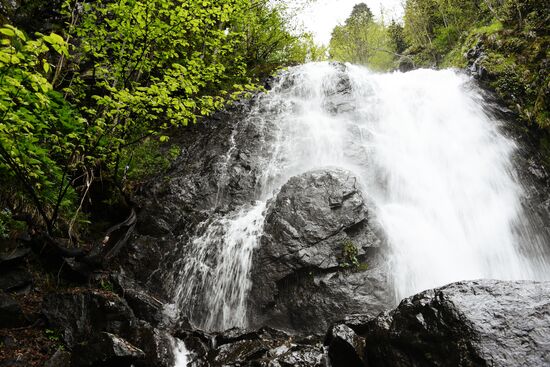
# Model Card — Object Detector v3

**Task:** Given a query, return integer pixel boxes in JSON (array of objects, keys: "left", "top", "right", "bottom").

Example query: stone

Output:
[
  {"left": 41, "top": 290, "right": 137, "bottom": 348},
  {"left": 119, "top": 98, "right": 270, "bottom": 294},
  {"left": 0, "top": 291, "right": 27, "bottom": 328},
  {"left": 323, "top": 68, "right": 355, "bottom": 114},
  {"left": 71, "top": 332, "right": 145, "bottom": 367},
  {"left": 132, "top": 321, "right": 178, "bottom": 367},
  {"left": 0, "top": 247, "right": 30, "bottom": 266},
  {"left": 44, "top": 348, "right": 71, "bottom": 367},
  {"left": 0, "top": 267, "right": 32, "bottom": 291},
  {"left": 325, "top": 324, "right": 365, "bottom": 367},
  {"left": 180, "top": 325, "right": 326, "bottom": 367},
  {"left": 249, "top": 168, "right": 391, "bottom": 332},
  {"left": 362, "top": 280, "right": 550, "bottom": 367},
  {"left": 111, "top": 272, "right": 165, "bottom": 326}
]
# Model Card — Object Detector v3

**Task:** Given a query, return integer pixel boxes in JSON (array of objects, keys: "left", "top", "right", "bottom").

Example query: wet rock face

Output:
[
  {"left": 72, "top": 332, "right": 145, "bottom": 367},
  {"left": 324, "top": 324, "right": 365, "bottom": 367},
  {"left": 323, "top": 68, "right": 355, "bottom": 114},
  {"left": 41, "top": 289, "right": 175, "bottom": 367},
  {"left": 249, "top": 168, "right": 392, "bottom": 332},
  {"left": 177, "top": 326, "right": 327, "bottom": 367},
  {"left": 361, "top": 280, "right": 550, "bottom": 367},
  {"left": 42, "top": 290, "right": 137, "bottom": 348},
  {"left": 121, "top": 99, "right": 274, "bottom": 294}
]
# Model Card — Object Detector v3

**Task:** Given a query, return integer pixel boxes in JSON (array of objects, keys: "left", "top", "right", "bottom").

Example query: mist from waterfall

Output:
[{"left": 169, "top": 62, "right": 550, "bottom": 333}]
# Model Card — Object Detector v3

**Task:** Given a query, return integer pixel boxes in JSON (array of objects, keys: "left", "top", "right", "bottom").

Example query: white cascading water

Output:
[{"left": 170, "top": 62, "right": 550, "bottom": 337}]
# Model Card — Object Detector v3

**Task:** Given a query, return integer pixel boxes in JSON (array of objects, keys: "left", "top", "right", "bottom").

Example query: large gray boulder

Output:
[
  {"left": 362, "top": 280, "right": 550, "bottom": 366},
  {"left": 249, "top": 168, "right": 392, "bottom": 332}
]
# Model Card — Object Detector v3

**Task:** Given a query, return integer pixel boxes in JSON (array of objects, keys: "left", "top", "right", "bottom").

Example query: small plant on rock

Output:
[
  {"left": 340, "top": 238, "right": 369, "bottom": 271},
  {"left": 340, "top": 239, "right": 360, "bottom": 268}
]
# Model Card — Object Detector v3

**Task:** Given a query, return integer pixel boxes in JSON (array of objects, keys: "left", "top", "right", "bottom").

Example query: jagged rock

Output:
[
  {"left": 44, "top": 348, "right": 71, "bottom": 367},
  {"left": 41, "top": 290, "right": 137, "bottom": 348},
  {"left": 249, "top": 168, "right": 391, "bottom": 332},
  {"left": 0, "top": 247, "right": 30, "bottom": 266},
  {"left": 323, "top": 67, "right": 355, "bottom": 114},
  {"left": 132, "top": 321, "right": 178, "bottom": 367},
  {"left": 180, "top": 326, "right": 326, "bottom": 366},
  {"left": 71, "top": 332, "right": 145, "bottom": 367},
  {"left": 362, "top": 280, "right": 550, "bottom": 367},
  {"left": 41, "top": 288, "right": 179, "bottom": 367},
  {"left": 119, "top": 99, "right": 271, "bottom": 294},
  {"left": 325, "top": 324, "right": 365, "bottom": 367},
  {"left": 398, "top": 57, "right": 415, "bottom": 72},
  {"left": 111, "top": 272, "right": 165, "bottom": 326},
  {"left": 0, "top": 267, "right": 32, "bottom": 291},
  {"left": 0, "top": 291, "right": 27, "bottom": 328}
]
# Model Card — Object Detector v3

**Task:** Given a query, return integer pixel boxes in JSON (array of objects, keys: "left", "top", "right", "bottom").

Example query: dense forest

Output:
[
  {"left": 0, "top": 0, "right": 326, "bottom": 243},
  {"left": 329, "top": 0, "right": 549, "bottom": 159}
]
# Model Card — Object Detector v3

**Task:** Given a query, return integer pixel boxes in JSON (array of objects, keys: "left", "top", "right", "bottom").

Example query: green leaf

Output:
[
  {"left": 42, "top": 59, "right": 50, "bottom": 73},
  {"left": 0, "top": 28, "right": 15, "bottom": 37}
]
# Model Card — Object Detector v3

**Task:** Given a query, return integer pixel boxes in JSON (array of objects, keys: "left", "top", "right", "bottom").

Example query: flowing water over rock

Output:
[{"left": 169, "top": 62, "right": 550, "bottom": 334}]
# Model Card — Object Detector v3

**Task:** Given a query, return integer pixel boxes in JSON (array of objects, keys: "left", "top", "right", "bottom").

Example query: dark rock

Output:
[
  {"left": 44, "top": 348, "right": 71, "bottom": 367},
  {"left": 41, "top": 290, "right": 137, "bottom": 347},
  {"left": 331, "top": 314, "right": 374, "bottom": 335},
  {"left": 324, "top": 324, "right": 365, "bottom": 367},
  {"left": 111, "top": 272, "right": 165, "bottom": 326},
  {"left": 249, "top": 168, "right": 391, "bottom": 332},
  {"left": 323, "top": 66, "right": 355, "bottom": 114},
  {"left": 0, "top": 360, "right": 26, "bottom": 367},
  {"left": 362, "top": 280, "right": 550, "bottom": 367},
  {"left": 0, "top": 334, "right": 16, "bottom": 348},
  {"left": 132, "top": 321, "right": 177, "bottom": 367},
  {"left": 71, "top": 332, "right": 145, "bottom": 367},
  {"left": 398, "top": 57, "right": 415, "bottom": 72},
  {"left": 181, "top": 325, "right": 327, "bottom": 366},
  {"left": 0, "top": 291, "right": 27, "bottom": 328},
  {"left": 0, "top": 247, "right": 30, "bottom": 266},
  {"left": 215, "top": 326, "right": 291, "bottom": 347},
  {"left": 118, "top": 99, "right": 272, "bottom": 295},
  {"left": 0, "top": 267, "right": 32, "bottom": 291}
]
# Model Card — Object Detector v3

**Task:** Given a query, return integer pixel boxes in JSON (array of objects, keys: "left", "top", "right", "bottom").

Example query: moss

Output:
[
  {"left": 473, "top": 21, "right": 504, "bottom": 36},
  {"left": 120, "top": 138, "right": 181, "bottom": 184}
]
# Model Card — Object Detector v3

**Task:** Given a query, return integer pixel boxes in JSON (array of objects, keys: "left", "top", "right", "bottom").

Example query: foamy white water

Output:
[
  {"left": 170, "top": 62, "right": 550, "bottom": 332},
  {"left": 171, "top": 337, "right": 190, "bottom": 367}
]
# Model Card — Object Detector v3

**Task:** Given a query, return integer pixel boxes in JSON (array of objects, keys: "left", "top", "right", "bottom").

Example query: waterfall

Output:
[{"left": 170, "top": 62, "right": 550, "bottom": 333}]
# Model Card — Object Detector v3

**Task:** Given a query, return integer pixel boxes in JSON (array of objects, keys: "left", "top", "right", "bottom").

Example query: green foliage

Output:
[
  {"left": 403, "top": 0, "right": 549, "bottom": 129},
  {"left": 0, "top": 209, "right": 8, "bottom": 239},
  {"left": 403, "top": 0, "right": 487, "bottom": 64},
  {"left": 45, "top": 328, "right": 62, "bottom": 342},
  {"left": 388, "top": 20, "right": 407, "bottom": 54},
  {"left": 340, "top": 238, "right": 369, "bottom": 271},
  {"left": 340, "top": 239, "right": 359, "bottom": 268},
  {"left": 119, "top": 139, "right": 181, "bottom": 183},
  {"left": 233, "top": 1, "right": 314, "bottom": 75},
  {"left": 329, "top": 3, "right": 395, "bottom": 71},
  {"left": 68, "top": 0, "right": 245, "bottom": 156},
  {"left": 0, "top": 24, "right": 82, "bottom": 232},
  {"left": 99, "top": 279, "right": 114, "bottom": 292},
  {"left": 0, "top": 0, "right": 322, "bottom": 238}
]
